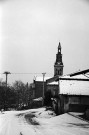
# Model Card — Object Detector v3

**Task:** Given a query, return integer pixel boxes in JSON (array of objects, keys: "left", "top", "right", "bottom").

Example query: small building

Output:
[
  {"left": 32, "top": 76, "right": 51, "bottom": 99},
  {"left": 30, "top": 76, "right": 51, "bottom": 108},
  {"left": 46, "top": 69, "right": 89, "bottom": 113}
]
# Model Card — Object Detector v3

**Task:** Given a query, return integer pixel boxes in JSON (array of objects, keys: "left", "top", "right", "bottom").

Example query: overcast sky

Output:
[{"left": 0, "top": 0, "right": 89, "bottom": 84}]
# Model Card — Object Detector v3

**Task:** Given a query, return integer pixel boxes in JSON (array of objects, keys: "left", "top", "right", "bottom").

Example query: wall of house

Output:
[
  {"left": 59, "top": 95, "right": 89, "bottom": 113},
  {"left": 59, "top": 79, "right": 89, "bottom": 95}
]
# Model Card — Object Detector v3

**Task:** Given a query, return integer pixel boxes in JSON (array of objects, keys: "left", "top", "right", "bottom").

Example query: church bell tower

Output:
[{"left": 54, "top": 42, "right": 64, "bottom": 76}]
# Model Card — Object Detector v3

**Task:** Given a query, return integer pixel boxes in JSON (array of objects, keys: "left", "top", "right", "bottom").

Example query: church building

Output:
[
  {"left": 31, "top": 42, "right": 64, "bottom": 102},
  {"left": 54, "top": 42, "right": 64, "bottom": 76},
  {"left": 45, "top": 42, "right": 64, "bottom": 104}
]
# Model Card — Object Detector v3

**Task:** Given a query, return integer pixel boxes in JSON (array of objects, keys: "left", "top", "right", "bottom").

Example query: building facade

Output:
[{"left": 32, "top": 77, "right": 51, "bottom": 99}]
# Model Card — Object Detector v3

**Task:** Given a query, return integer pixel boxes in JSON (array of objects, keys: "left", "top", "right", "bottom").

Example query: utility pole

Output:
[
  {"left": 3, "top": 71, "right": 11, "bottom": 110},
  {"left": 3, "top": 71, "right": 11, "bottom": 87},
  {"left": 42, "top": 72, "right": 46, "bottom": 106}
]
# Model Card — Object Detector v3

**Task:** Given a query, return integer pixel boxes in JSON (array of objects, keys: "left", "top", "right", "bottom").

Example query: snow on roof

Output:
[
  {"left": 48, "top": 81, "right": 58, "bottom": 85},
  {"left": 60, "top": 74, "right": 89, "bottom": 80},
  {"left": 34, "top": 76, "right": 52, "bottom": 82},
  {"left": 68, "top": 69, "right": 89, "bottom": 76}
]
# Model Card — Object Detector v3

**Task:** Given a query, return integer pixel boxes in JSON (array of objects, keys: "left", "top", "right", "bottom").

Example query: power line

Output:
[
  {"left": 0, "top": 73, "right": 40, "bottom": 74},
  {"left": 11, "top": 73, "right": 42, "bottom": 75},
  {"left": 0, "top": 72, "right": 53, "bottom": 75}
]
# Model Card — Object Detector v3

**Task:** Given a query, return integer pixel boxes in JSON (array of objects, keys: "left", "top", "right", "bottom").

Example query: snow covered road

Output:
[{"left": 0, "top": 108, "right": 89, "bottom": 135}]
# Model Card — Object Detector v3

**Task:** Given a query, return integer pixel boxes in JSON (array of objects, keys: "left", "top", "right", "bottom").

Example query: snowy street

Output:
[{"left": 0, "top": 108, "right": 89, "bottom": 135}]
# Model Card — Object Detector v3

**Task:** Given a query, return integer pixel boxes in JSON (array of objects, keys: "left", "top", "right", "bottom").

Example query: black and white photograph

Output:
[{"left": 0, "top": 0, "right": 89, "bottom": 134}]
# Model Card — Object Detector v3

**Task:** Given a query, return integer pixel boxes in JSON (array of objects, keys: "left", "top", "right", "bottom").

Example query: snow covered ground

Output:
[{"left": 0, "top": 108, "right": 89, "bottom": 135}]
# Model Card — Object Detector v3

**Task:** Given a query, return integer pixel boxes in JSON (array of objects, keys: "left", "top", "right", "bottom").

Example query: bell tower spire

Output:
[
  {"left": 54, "top": 42, "right": 64, "bottom": 76},
  {"left": 58, "top": 42, "right": 61, "bottom": 53}
]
